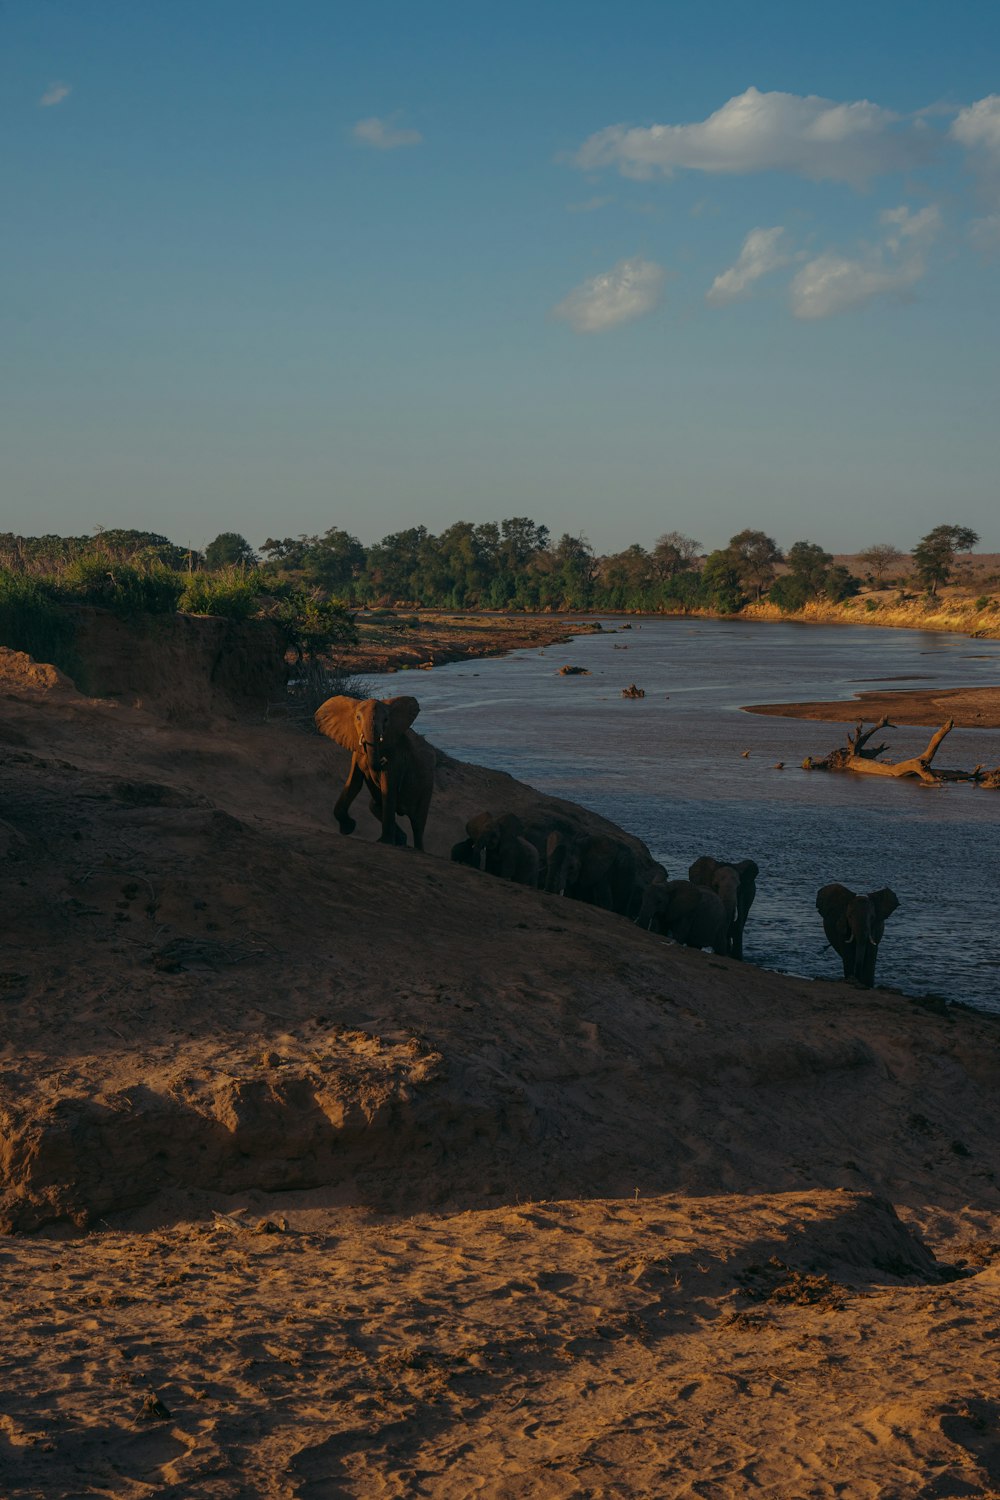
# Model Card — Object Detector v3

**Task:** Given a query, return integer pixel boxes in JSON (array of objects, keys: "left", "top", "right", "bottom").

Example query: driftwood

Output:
[{"left": 802, "top": 717, "right": 966, "bottom": 785}]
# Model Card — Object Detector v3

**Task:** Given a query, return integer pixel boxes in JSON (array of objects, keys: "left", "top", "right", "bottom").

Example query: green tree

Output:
[
  {"left": 912, "top": 525, "right": 980, "bottom": 596},
  {"left": 651, "top": 531, "right": 701, "bottom": 580},
  {"left": 702, "top": 549, "right": 746, "bottom": 614},
  {"left": 784, "top": 541, "right": 833, "bottom": 596},
  {"left": 205, "top": 532, "right": 257, "bottom": 569},
  {"left": 728, "top": 529, "right": 783, "bottom": 600}
]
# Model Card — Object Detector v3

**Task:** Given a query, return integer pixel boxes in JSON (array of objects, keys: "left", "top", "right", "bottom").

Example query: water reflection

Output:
[{"left": 367, "top": 619, "right": 1000, "bottom": 1012}]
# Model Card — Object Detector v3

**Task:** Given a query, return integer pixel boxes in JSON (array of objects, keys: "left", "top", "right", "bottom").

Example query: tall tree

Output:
[
  {"left": 205, "top": 532, "right": 257, "bottom": 569},
  {"left": 651, "top": 531, "right": 701, "bottom": 580},
  {"left": 728, "top": 529, "right": 783, "bottom": 601},
  {"left": 912, "top": 525, "right": 980, "bottom": 596}
]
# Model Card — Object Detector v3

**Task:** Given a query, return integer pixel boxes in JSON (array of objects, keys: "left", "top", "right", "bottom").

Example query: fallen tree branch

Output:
[{"left": 803, "top": 718, "right": 957, "bottom": 784}]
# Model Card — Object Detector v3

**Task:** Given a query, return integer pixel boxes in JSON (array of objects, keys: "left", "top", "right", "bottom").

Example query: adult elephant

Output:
[
  {"left": 465, "top": 813, "right": 540, "bottom": 887},
  {"left": 635, "top": 878, "right": 728, "bottom": 955},
  {"left": 816, "top": 883, "right": 899, "bottom": 988},
  {"left": 688, "top": 855, "right": 759, "bottom": 959},
  {"left": 315, "top": 695, "right": 434, "bottom": 851},
  {"left": 547, "top": 832, "right": 636, "bottom": 915}
]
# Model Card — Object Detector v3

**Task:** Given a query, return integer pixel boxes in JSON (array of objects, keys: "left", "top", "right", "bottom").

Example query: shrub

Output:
[
  {"left": 178, "top": 569, "right": 264, "bottom": 621},
  {"left": 865, "top": 598, "right": 879, "bottom": 613},
  {"left": 0, "top": 570, "right": 79, "bottom": 675},
  {"left": 975, "top": 596, "right": 993, "bottom": 611},
  {"left": 768, "top": 575, "right": 810, "bottom": 613},
  {"left": 267, "top": 589, "right": 357, "bottom": 660},
  {"left": 57, "top": 556, "right": 184, "bottom": 614}
]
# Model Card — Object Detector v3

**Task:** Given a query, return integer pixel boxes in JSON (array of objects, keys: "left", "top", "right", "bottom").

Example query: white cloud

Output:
[
  {"left": 790, "top": 251, "right": 925, "bottom": 320},
  {"left": 951, "top": 95, "right": 1000, "bottom": 206},
  {"left": 878, "top": 203, "right": 942, "bottom": 248},
  {"left": 574, "top": 86, "right": 931, "bottom": 188},
  {"left": 551, "top": 256, "right": 664, "bottom": 334},
  {"left": 706, "top": 226, "right": 791, "bottom": 306},
  {"left": 951, "top": 95, "right": 1000, "bottom": 157},
  {"left": 351, "top": 116, "right": 423, "bottom": 150},
  {"left": 39, "top": 81, "right": 70, "bottom": 108},
  {"left": 789, "top": 200, "right": 940, "bottom": 320}
]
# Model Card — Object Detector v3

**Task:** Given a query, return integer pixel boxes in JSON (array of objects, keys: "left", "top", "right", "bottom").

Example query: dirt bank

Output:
[
  {"left": 337, "top": 610, "right": 596, "bottom": 675},
  {"left": 745, "top": 682, "right": 1000, "bottom": 728},
  {"left": 2, "top": 649, "right": 1000, "bottom": 1496}
]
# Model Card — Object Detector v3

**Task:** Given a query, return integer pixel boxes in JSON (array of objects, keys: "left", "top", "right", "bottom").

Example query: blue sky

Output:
[{"left": 2, "top": 0, "right": 999, "bottom": 554}]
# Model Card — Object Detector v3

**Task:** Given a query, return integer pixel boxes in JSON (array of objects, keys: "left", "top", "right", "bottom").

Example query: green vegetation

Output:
[
  {"left": 0, "top": 571, "right": 79, "bottom": 677},
  {"left": 912, "top": 525, "right": 980, "bottom": 596},
  {"left": 0, "top": 517, "right": 989, "bottom": 670}
]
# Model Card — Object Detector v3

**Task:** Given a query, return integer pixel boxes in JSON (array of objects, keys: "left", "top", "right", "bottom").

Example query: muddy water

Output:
[{"left": 367, "top": 619, "right": 1000, "bottom": 1012}]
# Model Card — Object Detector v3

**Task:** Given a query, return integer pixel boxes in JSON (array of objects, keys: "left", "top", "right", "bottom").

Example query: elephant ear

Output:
[
  {"left": 816, "top": 882, "right": 852, "bottom": 917},
  {"left": 314, "top": 695, "right": 364, "bottom": 749},
  {"left": 496, "top": 812, "right": 523, "bottom": 838},
  {"left": 870, "top": 887, "right": 899, "bottom": 921},
  {"left": 735, "top": 859, "right": 760, "bottom": 881},
  {"left": 384, "top": 695, "right": 420, "bottom": 737}
]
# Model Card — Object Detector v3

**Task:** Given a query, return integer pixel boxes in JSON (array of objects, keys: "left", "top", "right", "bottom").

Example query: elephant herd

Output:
[
  {"left": 315, "top": 692, "right": 900, "bottom": 989},
  {"left": 452, "top": 814, "right": 758, "bottom": 961}
]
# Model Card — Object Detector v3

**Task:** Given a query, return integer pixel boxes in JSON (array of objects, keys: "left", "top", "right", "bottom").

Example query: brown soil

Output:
[
  {"left": 744, "top": 683, "right": 1000, "bottom": 728},
  {"left": 336, "top": 610, "right": 595, "bottom": 675},
  {"left": 2, "top": 648, "right": 1000, "bottom": 1496}
]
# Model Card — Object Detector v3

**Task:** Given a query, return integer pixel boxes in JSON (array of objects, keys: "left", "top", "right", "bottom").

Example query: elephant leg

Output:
[
  {"left": 730, "top": 921, "right": 743, "bottom": 960},
  {"left": 860, "top": 945, "right": 878, "bottom": 988},
  {"left": 592, "top": 879, "right": 614, "bottom": 911},
  {"left": 334, "top": 758, "right": 364, "bottom": 836},
  {"left": 378, "top": 773, "right": 397, "bottom": 846},
  {"left": 841, "top": 947, "right": 854, "bottom": 982}
]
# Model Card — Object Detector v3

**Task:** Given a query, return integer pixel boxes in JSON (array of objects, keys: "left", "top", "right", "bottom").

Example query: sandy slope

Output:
[{"left": 2, "top": 651, "right": 1000, "bottom": 1497}]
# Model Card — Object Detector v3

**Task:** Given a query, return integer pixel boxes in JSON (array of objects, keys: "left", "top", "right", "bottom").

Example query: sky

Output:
[{"left": 2, "top": 0, "right": 999, "bottom": 555}]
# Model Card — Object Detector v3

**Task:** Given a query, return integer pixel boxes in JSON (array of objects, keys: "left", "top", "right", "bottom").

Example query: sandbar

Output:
[{"left": 744, "top": 683, "right": 1000, "bottom": 728}]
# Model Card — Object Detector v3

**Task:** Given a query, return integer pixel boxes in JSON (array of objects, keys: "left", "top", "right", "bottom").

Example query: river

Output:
[{"left": 366, "top": 619, "right": 1000, "bottom": 1012}]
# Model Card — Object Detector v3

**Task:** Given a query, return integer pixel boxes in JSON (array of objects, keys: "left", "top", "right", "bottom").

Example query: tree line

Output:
[{"left": 0, "top": 521, "right": 983, "bottom": 616}]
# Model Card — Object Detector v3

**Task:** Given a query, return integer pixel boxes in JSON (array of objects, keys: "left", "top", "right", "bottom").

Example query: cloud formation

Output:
[
  {"left": 551, "top": 257, "right": 664, "bottom": 334},
  {"left": 574, "top": 86, "right": 931, "bottom": 188},
  {"left": 352, "top": 116, "right": 423, "bottom": 150},
  {"left": 951, "top": 95, "right": 1000, "bottom": 206},
  {"left": 706, "top": 226, "right": 790, "bottom": 306},
  {"left": 790, "top": 254, "right": 925, "bottom": 319},
  {"left": 39, "top": 81, "right": 71, "bottom": 108}
]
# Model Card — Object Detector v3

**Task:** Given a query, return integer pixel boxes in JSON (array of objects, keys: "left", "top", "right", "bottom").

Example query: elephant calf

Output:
[
  {"left": 688, "top": 855, "right": 759, "bottom": 959},
  {"left": 635, "top": 878, "right": 729, "bottom": 955},
  {"left": 816, "top": 883, "right": 899, "bottom": 988}
]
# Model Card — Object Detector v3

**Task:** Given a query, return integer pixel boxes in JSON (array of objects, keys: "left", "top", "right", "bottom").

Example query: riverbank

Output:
[
  {"left": 336, "top": 609, "right": 597, "bottom": 675},
  {"left": 745, "top": 682, "right": 1000, "bottom": 729},
  {"left": 337, "top": 595, "right": 1000, "bottom": 683},
  {"left": 2, "top": 648, "right": 1000, "bottom": 1495},
  {"left": 740, "top": 594, "right": 1000, "bottom": 639}
]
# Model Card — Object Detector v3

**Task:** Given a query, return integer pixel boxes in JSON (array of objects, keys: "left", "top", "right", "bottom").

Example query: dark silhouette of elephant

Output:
[
  {"left": 816, "top": 883, "right": 899, "bottom": 987},
  {"left": 635, "top": 878, "right": 728, "bottom": 954},
  {"left": 466, "top": 812, "right": 540, "bottom": 887},
  {"left": 545, "top": 832, "right": 636, "bottom": 914},
  {"left": 688, "top": 855, "right": 759, "bottom": 959},
  {"left": 450, "top": 837, "right": 482, "bottom": 869},
  {"left": 315, "top": 694, "right": 434, "bottom": 850}
]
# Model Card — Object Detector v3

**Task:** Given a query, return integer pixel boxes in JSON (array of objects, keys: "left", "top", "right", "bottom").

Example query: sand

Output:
[
  {"left": 2, "top": 649, "right": 1000, "bottom": 1497},
  {"left": 744, "top": 682, "right": 1000, "bottom": 729}
]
